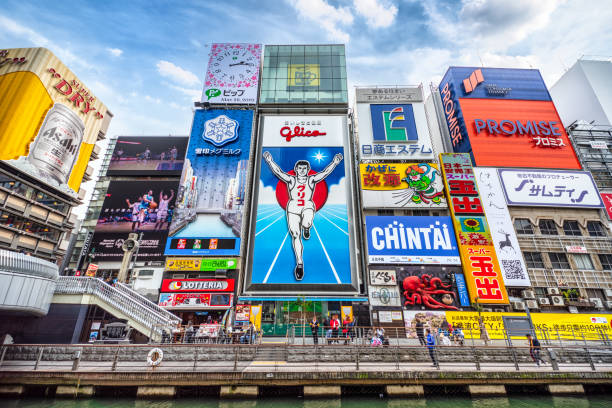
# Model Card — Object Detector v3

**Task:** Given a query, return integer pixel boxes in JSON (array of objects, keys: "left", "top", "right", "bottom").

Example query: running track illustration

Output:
[{"left": 251, "top": 203, "right": 352, "bottom": 285}]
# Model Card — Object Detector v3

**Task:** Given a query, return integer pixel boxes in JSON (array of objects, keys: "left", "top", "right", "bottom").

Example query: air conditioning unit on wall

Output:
[
  {"left": 538, "top": 297, "right": 551, "bottom": 305},
  {"left": 521, "top": 290, "right": 536, "bottom": 299},
  {"left": 525, "top": 300, "right": 539, "bottom": 309},
  {"left": 512, "top": 301, "right": 526, "bottom": 311},
  {"left": 590, "top": 298, "right": 604, "bottom": 309},
  {"left": 547, "top": 287, "right": 561, "bottom": 295},
  {"left": 551, "top": 296, "right": 565, "bottom": 306}
]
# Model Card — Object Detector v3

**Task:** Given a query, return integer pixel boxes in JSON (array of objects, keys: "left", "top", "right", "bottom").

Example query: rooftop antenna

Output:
[{"left": 477, "top": 48, "right": 484, "bottom": 67}]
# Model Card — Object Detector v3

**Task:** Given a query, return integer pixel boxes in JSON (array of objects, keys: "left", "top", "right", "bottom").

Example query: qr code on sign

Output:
[{"left": 502, "top": 260, "right": 526, "bottom": 280}]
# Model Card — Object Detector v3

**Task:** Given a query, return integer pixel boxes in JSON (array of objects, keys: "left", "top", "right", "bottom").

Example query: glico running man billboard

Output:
[
  {"left": 165, "top": 109, "right": 254, "bottom": 256},
  {"left": 107, "top": 136, "right": 188, "bottom": 176},
  {"left": 438, "top": 67, "right": 580, "bottom": 169},
  {"left": 203, "top": 43, "right": 262, "bottom": 105},
  {"left": 0, "top": 48, "right": 111, "bottom": 197},
  {"left": 246, "top": 115, "right": 357, "bottom": 293}
]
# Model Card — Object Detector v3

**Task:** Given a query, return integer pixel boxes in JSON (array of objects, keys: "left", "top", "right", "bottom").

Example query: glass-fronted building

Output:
[{"left": 260, "top": 45, "right": 347, "bottom": 105}]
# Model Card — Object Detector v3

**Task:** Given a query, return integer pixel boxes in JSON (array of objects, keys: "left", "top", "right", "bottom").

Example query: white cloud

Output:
[
  {"left": 167, "top": 83, "right": 202, "bottom": 102},
  {"left": 326, "top": 177, "right": 346, "bottom": 204},
  {"left": 288, "top": 0, "right": 354, "bottom": 42},
  {"left": 156, "top": 60, "right": 200, "bottom": 86},
  {"left": 257, "top": 181, "right": 279, "bottom": 204},
  {"left": 106, "top": 47, "right": 123, "bottom": 57},
  {"left": 423, "top": 0, "right": 560, "bottom": 52},
  {"left": 353, "top": 0, "right": 397, "bottom": 28},
  {"left": 144, "top": 95, "right": 162, "bottom": 104}
]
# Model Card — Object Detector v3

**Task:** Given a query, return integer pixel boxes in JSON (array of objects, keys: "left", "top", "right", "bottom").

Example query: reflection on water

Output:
[
  {"left": 2, "top": 396, "right": 611, "bottom": 408},
  {"left": 176, "top": 213, "right": 235, "bottom": 237}
]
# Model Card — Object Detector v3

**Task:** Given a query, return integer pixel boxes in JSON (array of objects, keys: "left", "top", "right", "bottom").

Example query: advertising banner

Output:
[
  {"left": 91, "top": 232, "right": 167, "bottom": 261},
  {"left": 499, "top": 169, "right": 603, "bottom": 208},
  {"left": 165, "top": 258, "right": 237, "bottom": 271},
  {"left": 235, "top": 304, "right": 251, "bottom": 321},
  {"left": 248, "top": 115, "right": 355, "bottom": 291},
  {"left": 161, "top": 278, "right": 234, "bottom": 292},
  {"left": 369, "top": 269, "right": 397, "bottom": 286},
  {"left": 359, "top": 163, "right": 446, "bottom": 208},
  {"left": 107, "top": 136, "right": 188, "bottom": 176},
  {"left": 203, "top": 43, "right": 261, "bottom": 105},
  {"left": 158, "top": 293, "right": 233, "bottom": 309},
  {"left": 365, "top": 216, "right": 460, "bottom": 265},
  {"left": 356, "top": 87, "right": 423, "bottom": 103},
  {"left": 403, "top": 311, "right": 612, "bottom": 341},
  {"left": 96, "top": 180, "right": 179, "bottom": 233},
  {"left": 438, "top": 67, "right": 580, "bottom": 169},
  {"left": 396, "top": 267, "right": 461, "bottom": 310},
  {"left": 600, "top": 193, "right": 612, "bottom": 220},
  {"left": 0, "top": 48, "right": 110, "bottom": 197},
  {"left": 165, "top": 109, "right": 254, "bottom": 256},
  {"left": 440, "top": 153, "right": 509, "bottom": 304},
  {"left": 356, "top": 94, "right": 434, "bottom": 160},
  {"left": 474, "top": 168, "right": 530, "bottom": 287},
  {"left": 368, "top": 285, "right": 401, "bottom": 307}
]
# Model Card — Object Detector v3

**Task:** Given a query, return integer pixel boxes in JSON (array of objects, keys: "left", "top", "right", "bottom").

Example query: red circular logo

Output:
[{"left": 275, "top": 170, "right": 328, "bottom": 211}]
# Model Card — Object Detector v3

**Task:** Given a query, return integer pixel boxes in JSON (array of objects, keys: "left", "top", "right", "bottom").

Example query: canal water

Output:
[{"left": 2, "top": 396, "right": 611, "bottom": 407}]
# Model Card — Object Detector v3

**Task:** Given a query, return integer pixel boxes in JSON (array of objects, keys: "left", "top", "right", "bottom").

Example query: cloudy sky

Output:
[{"left": 2, "top": 0, "right": 611, "bottom": 216}]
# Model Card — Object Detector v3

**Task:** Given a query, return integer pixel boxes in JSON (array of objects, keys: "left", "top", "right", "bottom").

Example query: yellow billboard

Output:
[
  {"left": 440, "top": 153, "right": 508, "bottom": 304},
  {"left": 0, "top": 48, "right": 111, "bottom": 197},
  {"left": 288, "top": 64, "right": 320, "bottom": 87}
]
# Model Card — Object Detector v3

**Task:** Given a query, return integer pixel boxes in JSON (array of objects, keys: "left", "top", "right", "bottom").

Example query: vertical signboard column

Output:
[{"left": 440, "top": 153, "right": 509, "bottom": 305}]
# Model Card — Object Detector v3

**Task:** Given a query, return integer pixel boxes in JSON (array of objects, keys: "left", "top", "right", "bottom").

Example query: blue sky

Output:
[
  {"left": 2, "top": 0, "right": 611, "bottom": 137},
  {"left": 2, "top": 0, "right": 611, "bottom": 219}
]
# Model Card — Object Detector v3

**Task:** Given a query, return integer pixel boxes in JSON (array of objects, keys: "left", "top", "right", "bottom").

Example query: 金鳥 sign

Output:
[{"left": 440, "top": 153, "right": 508, "bottom": 304}]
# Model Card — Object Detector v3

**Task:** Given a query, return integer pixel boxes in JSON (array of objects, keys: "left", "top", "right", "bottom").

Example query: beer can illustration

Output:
[{"left": 27, "top": 103, "right": 85, "bottom": 184}]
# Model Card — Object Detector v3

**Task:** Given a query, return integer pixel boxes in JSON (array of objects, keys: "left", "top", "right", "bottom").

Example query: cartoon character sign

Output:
[
  {"left": 360, "top": 163, "right": 446, "bottom": 209},
  {"left": 249, "top": 116, "right": 354, "bottom": 289}
]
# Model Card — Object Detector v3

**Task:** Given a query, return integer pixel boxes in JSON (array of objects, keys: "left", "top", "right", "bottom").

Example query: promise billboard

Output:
[
  {"left": 0, "top": 48, "right": 110, "bottom": 197},
  {"left": 438, "top": 67, "right": 580, "bottom": 169},
  {"left": 165, "top": 109, "right": 254, "bottom": 256},
  {"left": 246, "top": 115, "right": 357, "bottom": 293}
]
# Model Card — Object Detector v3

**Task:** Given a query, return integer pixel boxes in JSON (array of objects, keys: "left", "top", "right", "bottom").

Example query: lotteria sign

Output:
[
  {"left": 161, "top": 278, "right": 234, "bottom": 292},
  {"left": 438, "top": 67, "right": 580, "bottom": 169},
  {"left": 365, "top": 216, "right": 460, "bottom": 265},
  {"left": 440, "top": 153, "right": 509, "bottom": 305}
]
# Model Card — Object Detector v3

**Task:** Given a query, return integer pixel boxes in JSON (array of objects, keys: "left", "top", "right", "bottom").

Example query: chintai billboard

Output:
[
  {"left": 165, "top": 109, "right": 254, "bottom": 256},
  {"left": 438, "top": 67, "right": 580, "bottom": 169},
  {"left": 0, "top": 48, "right": 110, "bottom": 198},
  {"left": 360, "top": 162, "right": 446, "bottom": 208},
  {"left": 245, "top": 115, "right": 358, "bottom": 294},
  {"left": 365, "top": 216, "right": 460, "bottom": 265}
]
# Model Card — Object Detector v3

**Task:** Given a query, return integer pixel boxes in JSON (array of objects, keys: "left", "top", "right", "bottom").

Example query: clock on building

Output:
[{"left": 205, "top": 43, "right": 261, "bottom": 94}]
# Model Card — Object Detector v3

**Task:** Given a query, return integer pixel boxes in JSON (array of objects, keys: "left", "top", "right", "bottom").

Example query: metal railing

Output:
[
  {"left": 0, "top": 249, "right": 58, "bottom": 280},
  {"left": 518, "top": 234, "right": 612, "bottom": 252},
  {"left": 54, "top": 277, "right": 181, "bottom": 339},
  {"left": 0, "top": 341, "right": 610, "bottom": 374}
]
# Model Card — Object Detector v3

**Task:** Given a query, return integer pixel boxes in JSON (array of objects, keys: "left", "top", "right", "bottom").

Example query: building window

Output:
[
  {"left": 377, "top": 209, "right": 393, "bottom": 216},
  {"left": 562, "top": 220, "right": 582, "bottom": 236},
  {"left": 514, "top": 218, "right": 533, "bottom": 235},
  {"left": 587, "top": 221, "right": 607, "bottom": 237},
  {"left": 548, "top": 252, "right": 571, "bottom": 269},
  {"left": 599, "top": 254, "right": 612, "bottom": 270},
  {"left": 412, "top": 210, "right": 429, "bottom": 216},
  {"left": 538, "top": 219, "right": 558, "bottom": 235},
  {"left": 523, "top": 252, "right": 544, "bottom": 269},
  {"left": 572, "top": 254, "right": 594, "bottom": 270}
]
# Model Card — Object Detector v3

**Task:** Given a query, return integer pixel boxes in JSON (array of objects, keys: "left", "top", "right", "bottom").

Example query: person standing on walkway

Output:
[
  {"left": 331, "top": 314, "right": 341, "bottom": 343},
  {"left": 415, "top": 318, "right": 426, "bottom": 346},
  {"left": 426, "top": 329, "right": 437, "bottom": 366},
  {"left": 309, "top": 316, "right": 320, "bottom": 345},
  {"left": 479, "top": 317, "right": 490, "bottom": 346},
  {"left": 526, "top": 333, "right": 545, "bottom": 366}
]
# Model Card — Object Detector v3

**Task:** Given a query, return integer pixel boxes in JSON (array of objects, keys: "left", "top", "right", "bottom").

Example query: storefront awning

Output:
[{"left": 238, "top": 297, "right": 369, "bottom": 302}]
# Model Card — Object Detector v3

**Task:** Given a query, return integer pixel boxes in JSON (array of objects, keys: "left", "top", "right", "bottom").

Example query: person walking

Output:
[
  {"left": 479, "top": 317, "right": 490, "bottom": 346},
  {"left": 526, "top": 333, "right": 546, "bottom": 366},
  {"left": 309, "top": 316, "right": 320, "bottom": 345},
  {"left": 415, "top": 318, "right": 426, "bottom": 346},
  {"left": 426, "top": 329, "right": 438, "bottom": 367}
]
